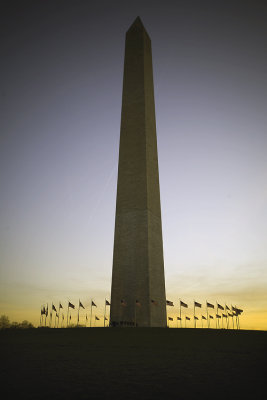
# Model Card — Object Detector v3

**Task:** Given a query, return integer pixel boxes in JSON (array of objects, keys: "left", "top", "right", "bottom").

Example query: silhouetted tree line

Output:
[{"left": 0, "top": 315, "right": 34, "bottom": 329}]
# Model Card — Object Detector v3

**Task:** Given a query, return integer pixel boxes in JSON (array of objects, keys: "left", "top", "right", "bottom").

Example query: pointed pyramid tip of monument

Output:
[
  {"left": 133, "top": 16, "right": 144, "bottom": 27},
  {"left": 127, "top": 16, "right": 150, "bottom": 37}
]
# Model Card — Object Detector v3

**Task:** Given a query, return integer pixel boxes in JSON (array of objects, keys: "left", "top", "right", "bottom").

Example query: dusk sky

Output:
[{"left": 1, "top": 0, "right": 266, "bottom": 329}]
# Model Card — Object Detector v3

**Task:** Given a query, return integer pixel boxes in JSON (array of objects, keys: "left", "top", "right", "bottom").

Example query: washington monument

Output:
[{"left": 110, "top": 17, "right": 167, "bottom": 327}]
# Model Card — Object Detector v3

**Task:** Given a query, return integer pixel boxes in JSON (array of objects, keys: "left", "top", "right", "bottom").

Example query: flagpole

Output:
[
  {"left": 54, "top": 306, "right": 56, "bottom": 328},
  {"left": 104, "top": 299, "right": 106, "bottom": 328},
  {"left": 225, "top": 304, "right": 228, "bottom": 329},
  {"left": 235, "top": 306, "right": 240, "bottom": 329},
  {"left": 77, "top": 299, "right": 80, "bottom": 327},
  {"left": 235, "top": 305, "right": 239, "bottom": 330},
  {"left": 67, "top": 304, "right": 69, "bottom": 327},
  {"left": 54, "top": 303, "right": 57, "bottom": 328},
  {"left": 90, "top": 300, "right": 92, "bottom": 328},
  {"left": 206, "top": 301, "right": 209, "bottom": 328},
  {"left": 45, "top": 304, "right": 48, "bottom": 327},
  {"left": 231, "top": 306, "right": 235, "bottom": 329},
  {"left": 179, "top": 299, "right": 182, "bottom": 328},
  {"left": 194, "top": 301, "right": 196, "bottom": 328},
  {"left": 51, "top": 303, "right": 53, "bottom": 328},
  {"left": 58, "top": 302, "right": 60, "bottom": 328}
]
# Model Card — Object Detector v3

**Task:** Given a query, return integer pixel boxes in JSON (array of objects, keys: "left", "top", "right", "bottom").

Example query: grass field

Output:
[{"left": 1, "top": 328, "right": 266, "bottom": 399}]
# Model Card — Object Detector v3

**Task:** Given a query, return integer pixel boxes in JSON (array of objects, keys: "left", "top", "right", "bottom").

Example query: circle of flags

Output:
[
  {"left": 40, "top": 298, "right": 243, "bottom": 329},
  {"left": 39, "top": 298, "right": 111, "bottom": 328},
  {"left": 166, "top": 299, "right": 243, "bottom": 329}
]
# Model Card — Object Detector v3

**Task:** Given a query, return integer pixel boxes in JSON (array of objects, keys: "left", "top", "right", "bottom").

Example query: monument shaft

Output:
[{"left": 110, "top": 18, "right": 167, "bottom": 327}]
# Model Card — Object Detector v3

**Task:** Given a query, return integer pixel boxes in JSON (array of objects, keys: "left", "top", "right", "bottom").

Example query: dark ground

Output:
[{"left": 1, "top": 328, "right": 266, "bottom": 399}]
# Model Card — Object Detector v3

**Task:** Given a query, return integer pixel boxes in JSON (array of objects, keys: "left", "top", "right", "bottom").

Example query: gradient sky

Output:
[{"left": 1, "top": 0, "right": 267, "bottom": 329}]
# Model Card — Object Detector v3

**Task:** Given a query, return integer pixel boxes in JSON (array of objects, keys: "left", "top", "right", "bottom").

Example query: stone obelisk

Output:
[{"left": 110, "top": 17, "right": 167, "bottom": 327}]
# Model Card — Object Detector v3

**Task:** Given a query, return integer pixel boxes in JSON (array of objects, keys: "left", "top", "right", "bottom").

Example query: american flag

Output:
[
  {"left": 166, "top": 300, "right": 174, "bottom": 306},
  {"left": 206, "top": 302, "right": 214, "bottom": 309},
  {"left": 79, "top": 301, "right": 85, "bottom": 309},
  {"left": 232, "top": 306, "right": 243, "bottom": 315}
]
